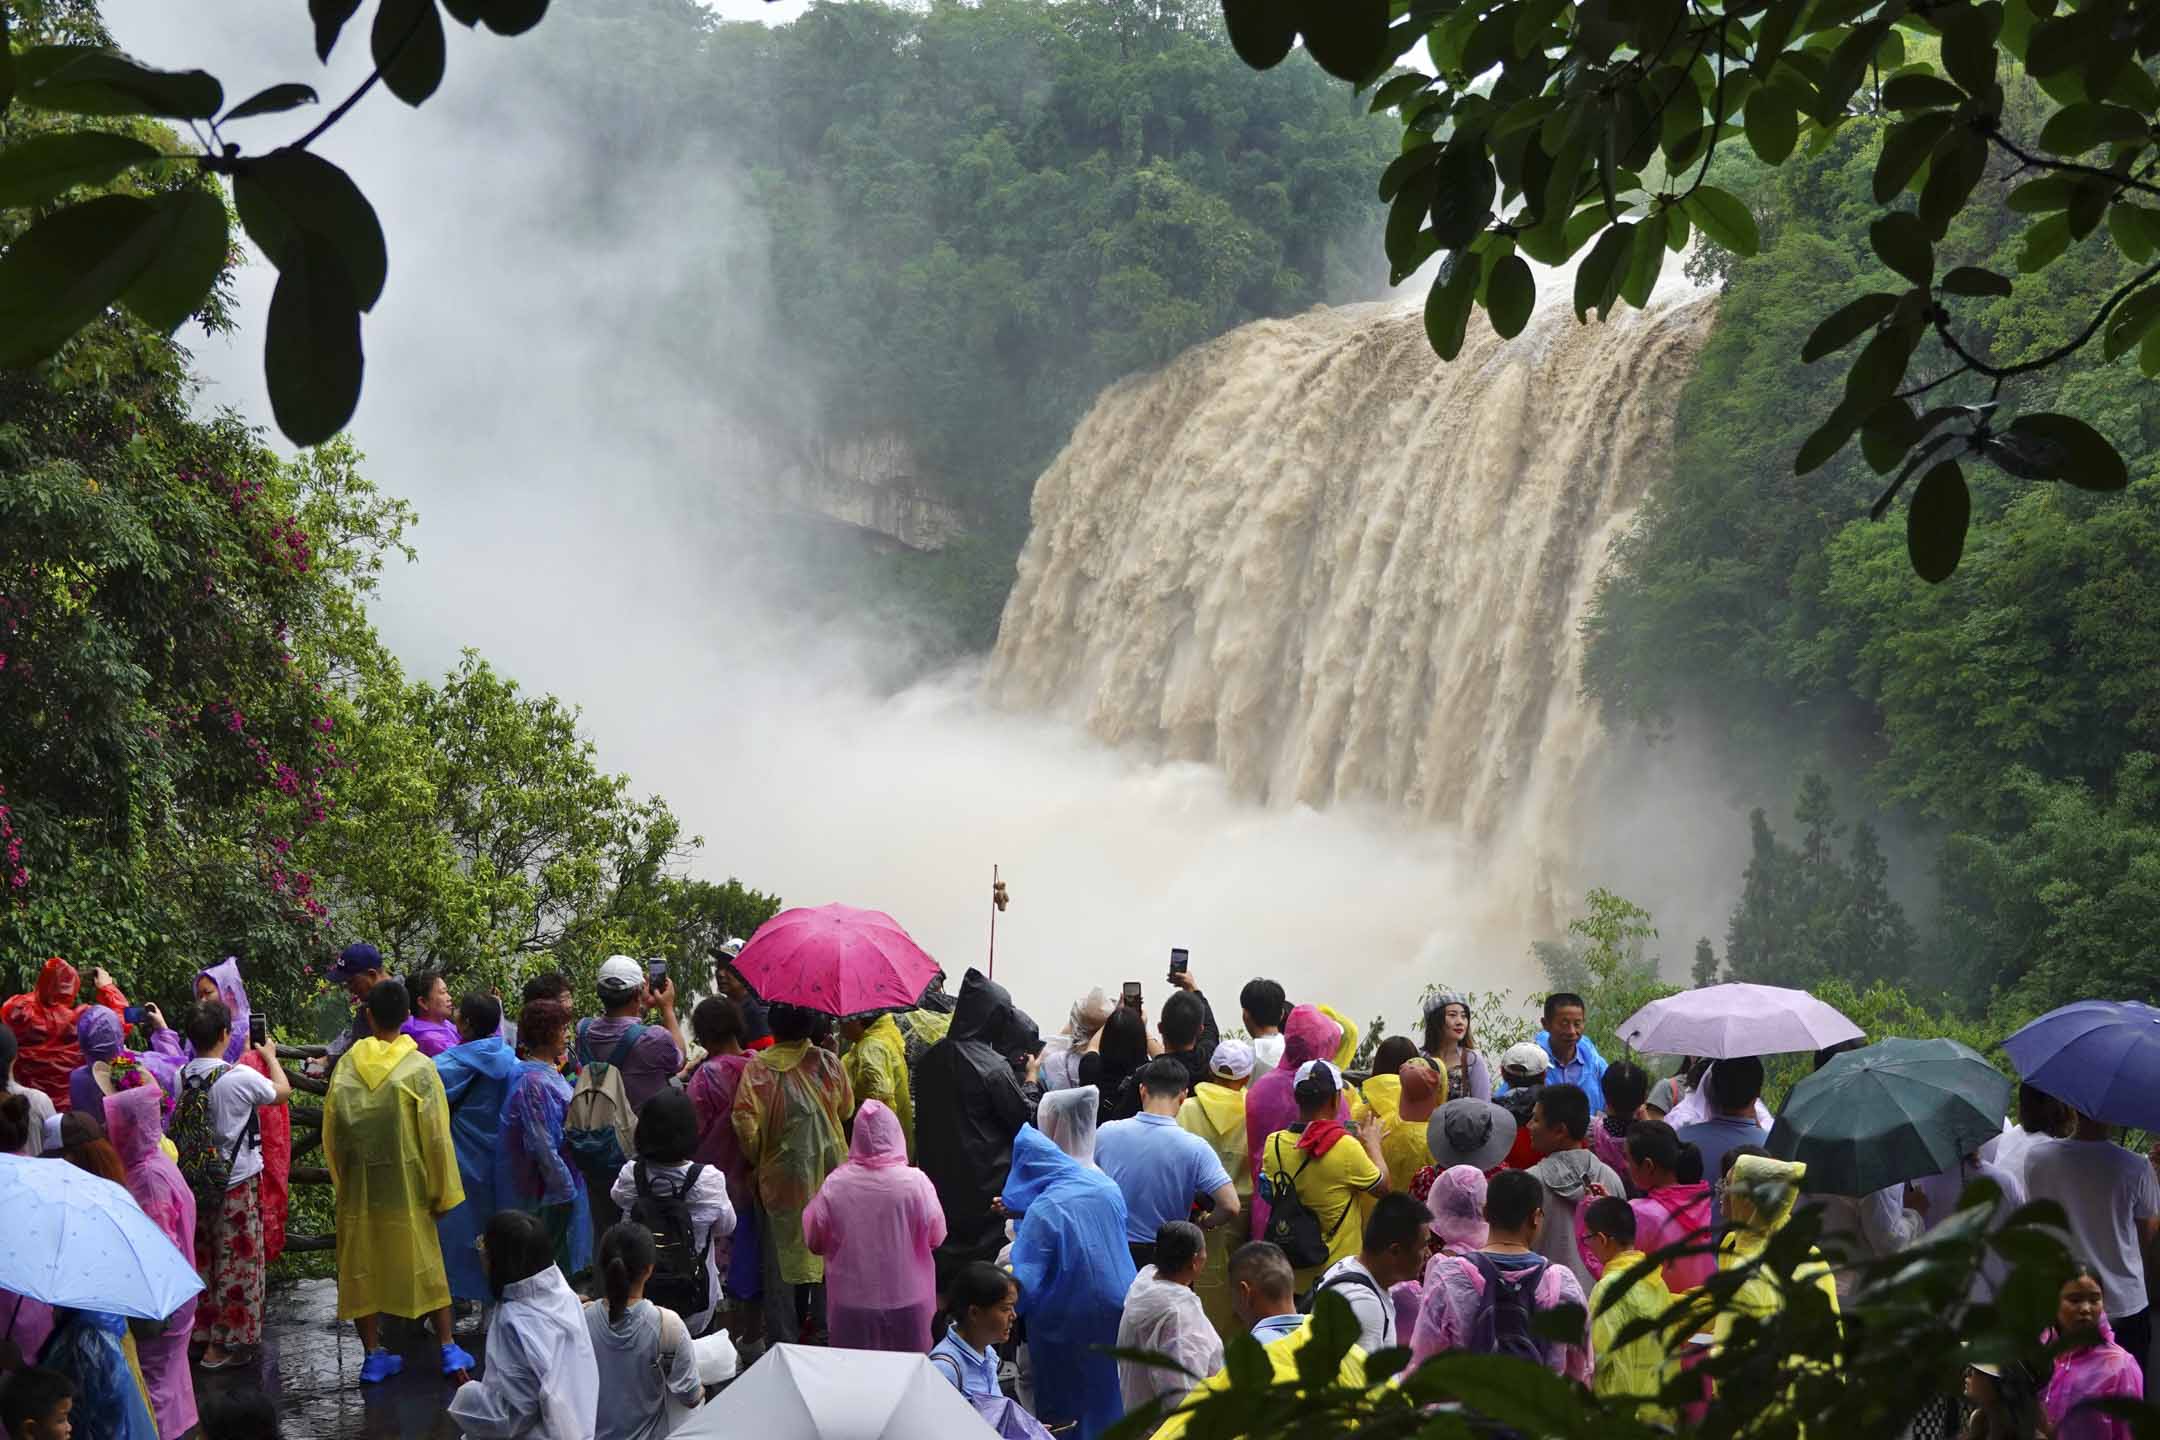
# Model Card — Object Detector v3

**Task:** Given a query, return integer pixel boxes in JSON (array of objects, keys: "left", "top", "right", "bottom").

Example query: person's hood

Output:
[
  {"left": 1355, "top": 1074, "right": 1401, "bottom": 1126},
  {"left": 1315, "top": 1004, "right": 1360, "bottom": 1070},
  {"left": 949, "top": 968, "right": 1016, "bottom": 1048},
  {"left": 1727, "top": 1154, "right": 1807, "bottom": 1253},
  {"left": 1001, "top": 1123, "right": 1079, "bottom": 1212},
  {"left": 1000, "top": 1006, "right": 1042, "bottom": 1058},
  {"left": 1037, "top": 1085, "right": 1100, "bottom": 1165},
  {"left": 447, "top": 1034, "right": 521, "bottom": 1082},
  {"left": 1064, "top": 989, "right": 1114, "bottom": 1042},
  {"left": 1529, "top": 1146, "right": 1605, "bottom": 1201},
  {"left": 501, "top": 1260, "right": 582, "bottom": 1311},
  {"left": 1281, "top": 1005, "right": 1343, "bottom": 1069},
  {"left": 103, "top": 1084, "right": 164, "bottom": 1170},
  {"left": 758, "top": 1038, "right": 814, "bottom": 1073},
  {"left": 34, "top": 957, "right": 80, "bottom": 1008},
  {"left": 850, "top": 1098, "right": 908, "bottom": 1167},
  {"left": 1189, "top": 1082, "right": 1246, "bottom": 1136},
  {"left": 347, "top": 1034, "right": 417, "bottom": 1090},
  {"left": 76, "top": 1006, "right": 122, "bottom": 1063},
  {"left": 197, "top": 958, "right": 250, "bottom": 1025},
  {"left": 1426, "top": 1163, "right": 1490, "bottom": 1249}
]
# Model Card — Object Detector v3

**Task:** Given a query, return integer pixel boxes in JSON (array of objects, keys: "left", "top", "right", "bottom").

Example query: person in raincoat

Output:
[
  {"left": 1038, "top": 1085, "right": 1101, "bottom": 1166},
  {"left": 146, "top": 959, "right": 250, "bottom": 1069},
  {"left": 1582, "top": 1195, "right": 1678, "bottom": 1425},
  {"left": 686, "top": 996, "right": 760, "bottom": 1336},
  {"left": 401, "top": 971, "right": 462, "bottom": 1059},
  {"left": 1003, "top": 1122, "right": 1137, "bottom": 1440},
  {"left": 1177, "top": 1040, "right": 1252, "bottom": 1343},
  {"left": 67, "top": 1011, "right": 166, "bottom": 1122},
  {"left": 801, "top": 1098, "right": 945, "bottom": 1351},
  {"left": 498, "top": 998, "right": 592, "bottom": 1279},
  {"left": 916, "top": 969, "right": 1033, "bottom": 1287},
  {"left": 1626, "top": 1120, "right": 1715, "bottom": 1293},
  {"left": 1713, "top": 1153, "right": 1840, "bottom": 1387},
  {"left": 448, "top": 1209, "right": 600, "bottom": 1440},
  {"left": 435, "top": 991, "right": 522, "bottom": 1305},
  {"left": 840, "top": 1011, "right": 913, "bottom": 1156},
  {"left": 2, "top": 959, "right": 128, "bottom": 1109},
  {"left": 1039, "top": 989, "right": 1115, "bottom": 1093},
  {"left": 2, "top": 1025, "right": 57, "bottom": 1156},
  {"left": 35, "top": 1311, "right": 156, "bottom": 1440},
  {"left": 320, "top": 980, "right": 472, "bottom": 1385},
  {"left": 2043, "top": 1263, "right": 2146, "bottom": 1440},
  {"left": 1116, "top": 1221, "right": 1223, "bottom": 1413},
  {"left": 100, "top": 1086, "right": 195, "bottom": 1440},
  {"left": 731, "top": 1001, "right": 851, "bottom": 1344},
  {"left": 1243, "top": 1005, "right": 1350, "bottom": 1236}
]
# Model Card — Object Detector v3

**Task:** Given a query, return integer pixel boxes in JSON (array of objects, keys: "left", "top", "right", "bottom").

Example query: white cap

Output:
[
  {"left": 1500, "top": 1041, "right": 1551, "bottom": 1077},
  {"left": 598, "top": 955, "right": 645, "bottom": 994},
  {"left": 1294, "top": 1059, "right": 1344, "bottom": 1089},
  {"left": 1209, "top": 1039, "right": 1255, "bottom": 1079}
]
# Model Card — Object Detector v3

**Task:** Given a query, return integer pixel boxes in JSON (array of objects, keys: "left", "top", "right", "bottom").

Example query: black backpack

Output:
[
  {"left": 1297, "top": 1264, "right": 1385, "bottom": 1317},
  {"left": 629, "top": 1161, "right": 712, "bottom": 1321},
  {"left": 1261, "top": 1132, "right": 1345, "bottom": 1269}
]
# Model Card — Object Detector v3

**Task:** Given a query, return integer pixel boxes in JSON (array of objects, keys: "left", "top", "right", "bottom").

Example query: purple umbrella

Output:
[
  {"left": 2003, "top": 1000, "right": 2160, "bottom": 1130},
  {"left": 1617, "top": 983, "right": 1864, "bottom": 1058}
]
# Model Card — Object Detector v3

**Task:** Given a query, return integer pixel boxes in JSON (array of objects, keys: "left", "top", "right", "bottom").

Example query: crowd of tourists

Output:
[{"left": 0, "top": 948, "right": 2153, "bottom": 1440}]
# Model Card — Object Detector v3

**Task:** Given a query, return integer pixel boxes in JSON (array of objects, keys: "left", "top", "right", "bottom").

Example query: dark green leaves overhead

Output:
[
  {"left": 0, "top": 5, "right": 16, "bottom": 115},
  {"left": 118, "top": 187, "right": 231, "bottom": 333},
  {"left": 13, "top": 47, "right": 223, "bottom": 119},
  {"left": 312, "top": 0, "right": 366, "bottom": 62},
  {"left": 375, "top": 0, "right": 450, "bottom": 107},
  {"left": 1299, "top": 0, "right": 1390, "bottom": 82},
  {"left": 0, "top": 194, "right": 165, "bottom": 367},
  {"left": 1424, "top": 250, "right": 1482, "bottom": 360},
  {"left": 2000, "top": 412, "right": 2131, "bottom": 491},
  {"left": 1223, "top": 0, "right": 1298, "bottom": 69},
  {"left": 1803, "top": 293, "right": 1899, "bottom": 362},
  {"left": 0, "top": 131, "right": 162, "bottom": 209},
  {"left": 1744, "top": 89, "right": 1800, "bottom": 163},
  {"left": 265, "top": 229, "right": 366, "bottom": 447},
  {"left": 1870, "top": 213, "right": 1934, "bottom": 287},
  {"left": 1907, "top": 460, "right": 1970, "bottom": 583},
  {"left": 1430, "top": 140, "right": 1496, "bottom": 249},
  {"left": 1942, "top": 266, "right": 2014, "bottom": 297},
  {"left": 234, "top": 148, "right": 389, "bottom": 312},
  {"left": 1486, "top": 253, "right": 1535, "bottom": 338},
  {"left": 1683, "top": 187, "right": 1760, "bottom": 256},
  {"left": 221, "top": 83, "right": 321, "bottom": 123}
]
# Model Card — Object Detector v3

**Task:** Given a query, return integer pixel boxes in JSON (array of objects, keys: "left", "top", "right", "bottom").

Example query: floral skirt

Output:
[{"left": 193, "top": 1175, "right": 265, "bottom": 1348}]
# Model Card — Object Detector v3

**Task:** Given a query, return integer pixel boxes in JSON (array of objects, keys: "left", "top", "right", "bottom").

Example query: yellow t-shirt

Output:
[{"left": 1260, "top": 1127, "right": 1381, "bottom": 1267}]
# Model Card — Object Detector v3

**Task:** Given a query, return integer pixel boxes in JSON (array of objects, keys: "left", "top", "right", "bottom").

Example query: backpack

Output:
[
  {"left": 173, "top": 1065, "right": 258, "bottom": 1209},
  {"left": 1298, "top": 1263, "right": 1384, "bottom": 1318},
  {"left": 1465, "top": 1251, "right": 1551, "bottom": 1364},
  {"left": 628, "top": 1161, "right": 712, "bottom": 1322},
  {"left": 564, "top": 1021, "right": 645, "bottom": 1180},
  {"left": 1261, "top": 1132, "right": 1345, "bottom": 1269}
]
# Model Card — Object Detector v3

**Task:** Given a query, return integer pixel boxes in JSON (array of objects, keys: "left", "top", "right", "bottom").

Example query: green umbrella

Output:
[{"left": 1766, "top": 1037, "right": 2010, "bottom": 1197}]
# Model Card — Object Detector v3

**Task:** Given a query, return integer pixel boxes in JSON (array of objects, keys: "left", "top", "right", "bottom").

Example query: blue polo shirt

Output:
[
  {"left": 1534, "top": 1030, "right": 1609, "bottom": 1115},
  {"left": 1095, "top": 1112, "right": 1234, "bottom": 1246}
]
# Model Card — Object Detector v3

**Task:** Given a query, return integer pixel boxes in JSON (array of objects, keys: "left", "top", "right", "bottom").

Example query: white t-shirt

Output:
[
  {"left": 180, "top": 1059, "right": 277, "bottom": 1187},
  {"left": 1251, "top": 1034, "right": 1286, "bottom": 1081},
  {"left": 1315, "top": 1255, "right": 1393, "bottom": 1353},
  {"left": 2024, "top": 1136, "right": 2160, "bottom": 1318}
]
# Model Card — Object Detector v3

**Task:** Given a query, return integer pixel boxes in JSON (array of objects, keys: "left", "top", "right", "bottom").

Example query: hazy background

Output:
[{"left": 101, "top": 0, "right": 1750, "bottom": 1031}]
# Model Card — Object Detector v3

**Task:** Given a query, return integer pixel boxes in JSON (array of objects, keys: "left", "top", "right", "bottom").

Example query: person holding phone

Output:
[
  {"left": 574, "top": 958, "right": 688, "bottom": 1245},
  {"left": 179, "top": 997, "right": 292, "bottom": 1371}
]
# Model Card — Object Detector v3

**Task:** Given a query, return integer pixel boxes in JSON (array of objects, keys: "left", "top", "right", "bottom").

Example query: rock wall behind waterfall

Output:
[{"left": 987, "top": 293, "right": 1717, "bottom": 916}]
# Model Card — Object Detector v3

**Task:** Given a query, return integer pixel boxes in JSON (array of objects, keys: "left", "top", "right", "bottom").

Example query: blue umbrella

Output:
[
  {"left": 0, "top": 1156, "right": 204, "bottom": 1320},
  {"left": 2002, "top": 1000, "right": 2160, "bottom": 1130}
]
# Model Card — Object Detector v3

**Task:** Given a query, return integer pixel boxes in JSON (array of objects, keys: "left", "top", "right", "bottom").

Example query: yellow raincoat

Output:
[
  {"left": 1351, "top": 1066, "right": 1442, "bottom": 1193},
  {"left": 1590, "top": 1248, "right": 1679, "bottom": 1423},
  {"left": 322, "top": 1034, "right": 463, "bottom": 1321},
  {"left": 1177, "top": 1081, "right": 1252, "bottom": 1343},
  {"left": 1151, "top": 1321, "right": 1367, "bottom": 1440},
  {"left": 733, "top": 1038, "right": 852, "bottom": 1284},
  {"left": 843, "top": 1014, "right": 914, "bottom": 1155},
  {"left": 1317, "top": 1004, "right": 1360, "bottom": 1071},
  {"left": 1713, "top": 1153, "right": 1842, "bottom": 1423},
  {"left": 1349, "top": 1072, "right": 1398, "bottom": 1127}
]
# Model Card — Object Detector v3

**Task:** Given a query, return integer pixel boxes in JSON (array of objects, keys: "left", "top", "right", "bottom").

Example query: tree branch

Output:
[
  {"left": 1677, "top": 19, "right": 1732, "bottom": 202},
  {"left": 292, "top": 69, "right": 383, "bottom": 153},
  {"left": 1932, "top": 259, "right": 2160, "bottom": 380},
  {"left": 1982, "top": 124, "right": 2160, "bottom": 205}
]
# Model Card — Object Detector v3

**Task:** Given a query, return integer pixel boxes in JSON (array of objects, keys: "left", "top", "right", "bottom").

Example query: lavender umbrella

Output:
[
  {"left": 1617, "top": 983, "right": 1864, "bottom": 1058},
  {"left": 2003, "top": 1000, "right": 2160, "bottom": 1130},
  {"left": 734, "top": 903, "right": 942, "bottom": 1018}
]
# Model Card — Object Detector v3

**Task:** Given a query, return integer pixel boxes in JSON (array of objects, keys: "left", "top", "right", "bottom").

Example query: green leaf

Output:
[
  {"left": 1, "top": 5, "right": 15, "bottom": 115},
  {"left": 1223, "top": 1332, "right": 1270, "bottom": 1393},
  {"left": 1486, "top": 253, "right": 1535, "bottom": 338},
  {"left": 2007, "top": 411, "right": 2130, "bottom": 490},
  {"left": 374, "top": 0, "right": 449, "bottom": 107},
  {"left": 1919, "top": 133, "right": 1988, "bottom": 240},
  {"left": 1874, "top": 112, "right": 1957, "bottom": 201},
  {"left": 1907, "top": 459, "right": 1970, "bottom": 583},
  {"left": 1620, "top": 216, "right": 1665, "bottom": 307},
  {"left": 0, "top": 130, "right": 162, "bottom": 209},
  {"left": 1861, "top": 397, "right": 1920, "bottom": 473},
  {"left": 2140, "top": 323, "right": 2160, "bottom": 378},
  {"left": 118, "top": 186, "right": 229, "bottom": 333},
  {"left": 312, "top": 0, "right": 365, "bottom": 60},
  {"left": 264, "top": 228, "right": 366, "bottom": 447},
  {"left": 1573, "top": 222, "right": 1632, "bottom": 322},
  {"left": 1870, "top": 212, "right": 1934, "bottom": 286},
  {"left": 478, "top": 0, "right": 550, "bottom": 36},
  {"left": 1424, "top": 250, "right": 1482, "bottom": 360},
  {"left": 1744, "top": 90, "right": 1800, "bottom": 163},
  {"left": 14, "top": 47, "right": 222, "bottom": 119},
  {"left": 1298, "top": 0, "right": 1390, "bottom": 82},
  {"left": 1881, "top": 73, "right": 1965, "bottom": 109},
  {"left": 2007, "top": 175, "right": 2075, "bottom": 213},
  {"left": 1682, "top": 185, "right": 1759, "bottom": 255},
  {"left": 1377, "top": 143, "right": 1438, "bottom": 203},
  {"left": 0, "top": 194, "right": 162, "bottom": 368},
  {"left": 1370, "top": 72, "right": 1432, "bottom": 112},
  {"left": 2039, "top": 102, "right": 2151, "bottom": 155},
  {"left": 1844, "top": 316, "right": 1922, "bottom": 406},
  {"left": 1224, "top": 0, "right": 1298, "bottom": 69},
  {"left": 1430, "top": 139, "right": 1496, "bottom": 249},
  {"left": 1941, "top": 265, "right": 2013, "bottom": 296},
  {"left": 1803, "top": 292, "right": 1898, "bottom": 361},
  {"left": 1665, "top": 206, "right": 1692, "bottom": 253},
  {"left": 2102, "top": 286, "right": 2160, "bottom": 359},
  {"left": 1941, "top": 2, "right": 2003, "bottom": 93},
  {"left": 233, "top": 148, "right": 389, "bottom": 312},
  {"left": 221, "top": 83, "right": 320, "bottom": 123},
  {"left": 2108, "top": 202, "right": 2160, "bottom": 262},
  {"left": 2018, "top": 212, "right": 2073, "bottom": 272}
]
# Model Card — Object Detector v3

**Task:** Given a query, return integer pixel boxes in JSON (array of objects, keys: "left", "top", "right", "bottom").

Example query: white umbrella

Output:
[
  {"left": 0, "top": 1155, "right": 203, "bottom": 1320},
  {"left": 676, "top": 1345, "right": 998, "bottom": 1440},
  {"left": 1617, "top": 983, "right": 1864, "bottom": 1058}
]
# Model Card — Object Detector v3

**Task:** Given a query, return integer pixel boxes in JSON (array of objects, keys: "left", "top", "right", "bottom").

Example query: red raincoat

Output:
[{"left": 0, "top": 958, "right": 127, "bottom": 1109}]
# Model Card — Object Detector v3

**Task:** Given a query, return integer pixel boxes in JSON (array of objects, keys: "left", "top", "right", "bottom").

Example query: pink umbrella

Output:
[{"left": 734, "top": 903, "right": 942, "bottom": 1017}]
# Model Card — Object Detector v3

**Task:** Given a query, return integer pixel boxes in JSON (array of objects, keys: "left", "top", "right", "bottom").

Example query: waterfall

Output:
[{"left": 987, "top": 291, "right": 1717, "bottom": 925}]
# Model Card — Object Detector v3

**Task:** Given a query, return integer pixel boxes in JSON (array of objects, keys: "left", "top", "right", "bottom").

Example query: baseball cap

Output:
[
  {"left": 1209, "top": 1039, "right": 1255, "bottom": 1080},
  {"left": 328, "top": 941, "right": 383, "bottom": 981},
  {"left": 1500, "top": 1041, "right": 1550, "bottom": 1077},
  {"left": 1294, "top": 1058, "right": 1343, "bottom": 1090},
  {"left": 597, "top": 955, "right": 645, "bottom": 995}
]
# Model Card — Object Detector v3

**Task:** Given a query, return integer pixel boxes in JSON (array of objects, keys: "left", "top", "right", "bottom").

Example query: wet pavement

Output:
[{"left": 199, "top": 1280, "right": 478, "bottom": 1440}]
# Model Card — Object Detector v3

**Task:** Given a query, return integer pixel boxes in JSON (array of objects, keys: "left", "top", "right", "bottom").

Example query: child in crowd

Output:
[
  {"left": 0, "top": 1369, "right": 73, "bottom": 1440},
  {"left": 1582, "top": 1196, "right": 1676, "bottom": 1425}
]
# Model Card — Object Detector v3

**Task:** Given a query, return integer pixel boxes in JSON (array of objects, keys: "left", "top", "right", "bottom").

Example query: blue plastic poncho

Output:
[
  {"left": 40, "top": 1310, "right": 159, "bottom": 1440},
  {"left": 498, "top": 1059, "right": 592, "bottom": 1277},
  {"left": 1005, "top": 1124, "right": 1136, "bottom": 1440},
  {"left": 435, "top": 1035, "right": 523, "bottom": 1301}
]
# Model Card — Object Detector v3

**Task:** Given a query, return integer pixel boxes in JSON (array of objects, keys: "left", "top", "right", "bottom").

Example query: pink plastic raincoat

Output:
[
  {"left": 2044, "top": 1319, "right": 2145, "bottom": 1440},
  {"left": 1410, "top": 1251, "right": 1592, "bottom": 1384},
  {"left": 801, "top": 1100, "right": 946, "bottom": 1351},
  {"left": 104, "top": 1086, "right": 197, "bottom": 1440}
]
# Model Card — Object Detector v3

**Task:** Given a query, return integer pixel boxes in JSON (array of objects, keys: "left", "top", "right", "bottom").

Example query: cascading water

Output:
[{"left": 988, "top": 290, "right": 1718, "bottom": 928}]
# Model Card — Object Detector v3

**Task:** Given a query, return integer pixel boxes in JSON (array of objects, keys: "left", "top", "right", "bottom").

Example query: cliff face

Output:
[{"left": 761, "top": 433, "right": 968, "bottom": 552}]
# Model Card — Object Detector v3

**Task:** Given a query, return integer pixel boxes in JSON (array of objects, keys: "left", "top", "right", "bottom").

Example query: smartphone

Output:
[
  {"left": 123, "top": 1005, "right": 146, "bottom": 1027},
  {"left": 249, "top": 1013, "right": 268, "bottom": 1048},
  {"left": 1121, "top": 981, "right": 1143, "bottom": 1010},
  {"left": 647, "top": 958, "right": 669, "bottom": 987},
  {"left": 1168, "top": 947, "right": 1189, "bottom": 982}
]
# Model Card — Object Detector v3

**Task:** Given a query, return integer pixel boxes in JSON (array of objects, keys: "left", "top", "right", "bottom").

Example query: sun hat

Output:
[{"left": 1426, "top": 1098, "right": 1518, "bottom": 1172}]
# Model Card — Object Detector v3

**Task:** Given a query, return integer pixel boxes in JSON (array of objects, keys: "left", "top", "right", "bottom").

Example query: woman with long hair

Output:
[
  {"left": 2042, "top": 1263, "right": 2144, "bottom": 1439},
  {"left": 447, "top": 1211, "right": 600, "bottom": 1440},
  {"left": 1419, "top": 993, "right": 1491, "bottom": 1102},
  {"left": 1626, "top": 1120, "right": 1715, "bottom": 1292},
  {"left": 100, "top": 1089, "right": 196, "bottom": 1440},
  {"left": 57, "top": 1111, "right": 128, "bottom": 1187},
  {"left": 584, "top": 1222, "right": 702, "bottom": 1440}
]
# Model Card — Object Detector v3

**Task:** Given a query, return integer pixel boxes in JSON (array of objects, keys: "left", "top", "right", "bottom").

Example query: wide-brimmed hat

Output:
[{"left": 1427, "top": 1098, "right": 1517, "bottom": 1171}]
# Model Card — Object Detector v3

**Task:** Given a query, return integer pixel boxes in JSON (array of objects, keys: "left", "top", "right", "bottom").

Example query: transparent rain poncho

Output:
[{"left": 732, "top": 1037, "right": 852, "bottom": 1284}]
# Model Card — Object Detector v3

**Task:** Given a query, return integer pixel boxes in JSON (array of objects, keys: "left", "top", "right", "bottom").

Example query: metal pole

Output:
[{"left": 988, "top": 864, "right": 999, "bottom": 980}]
